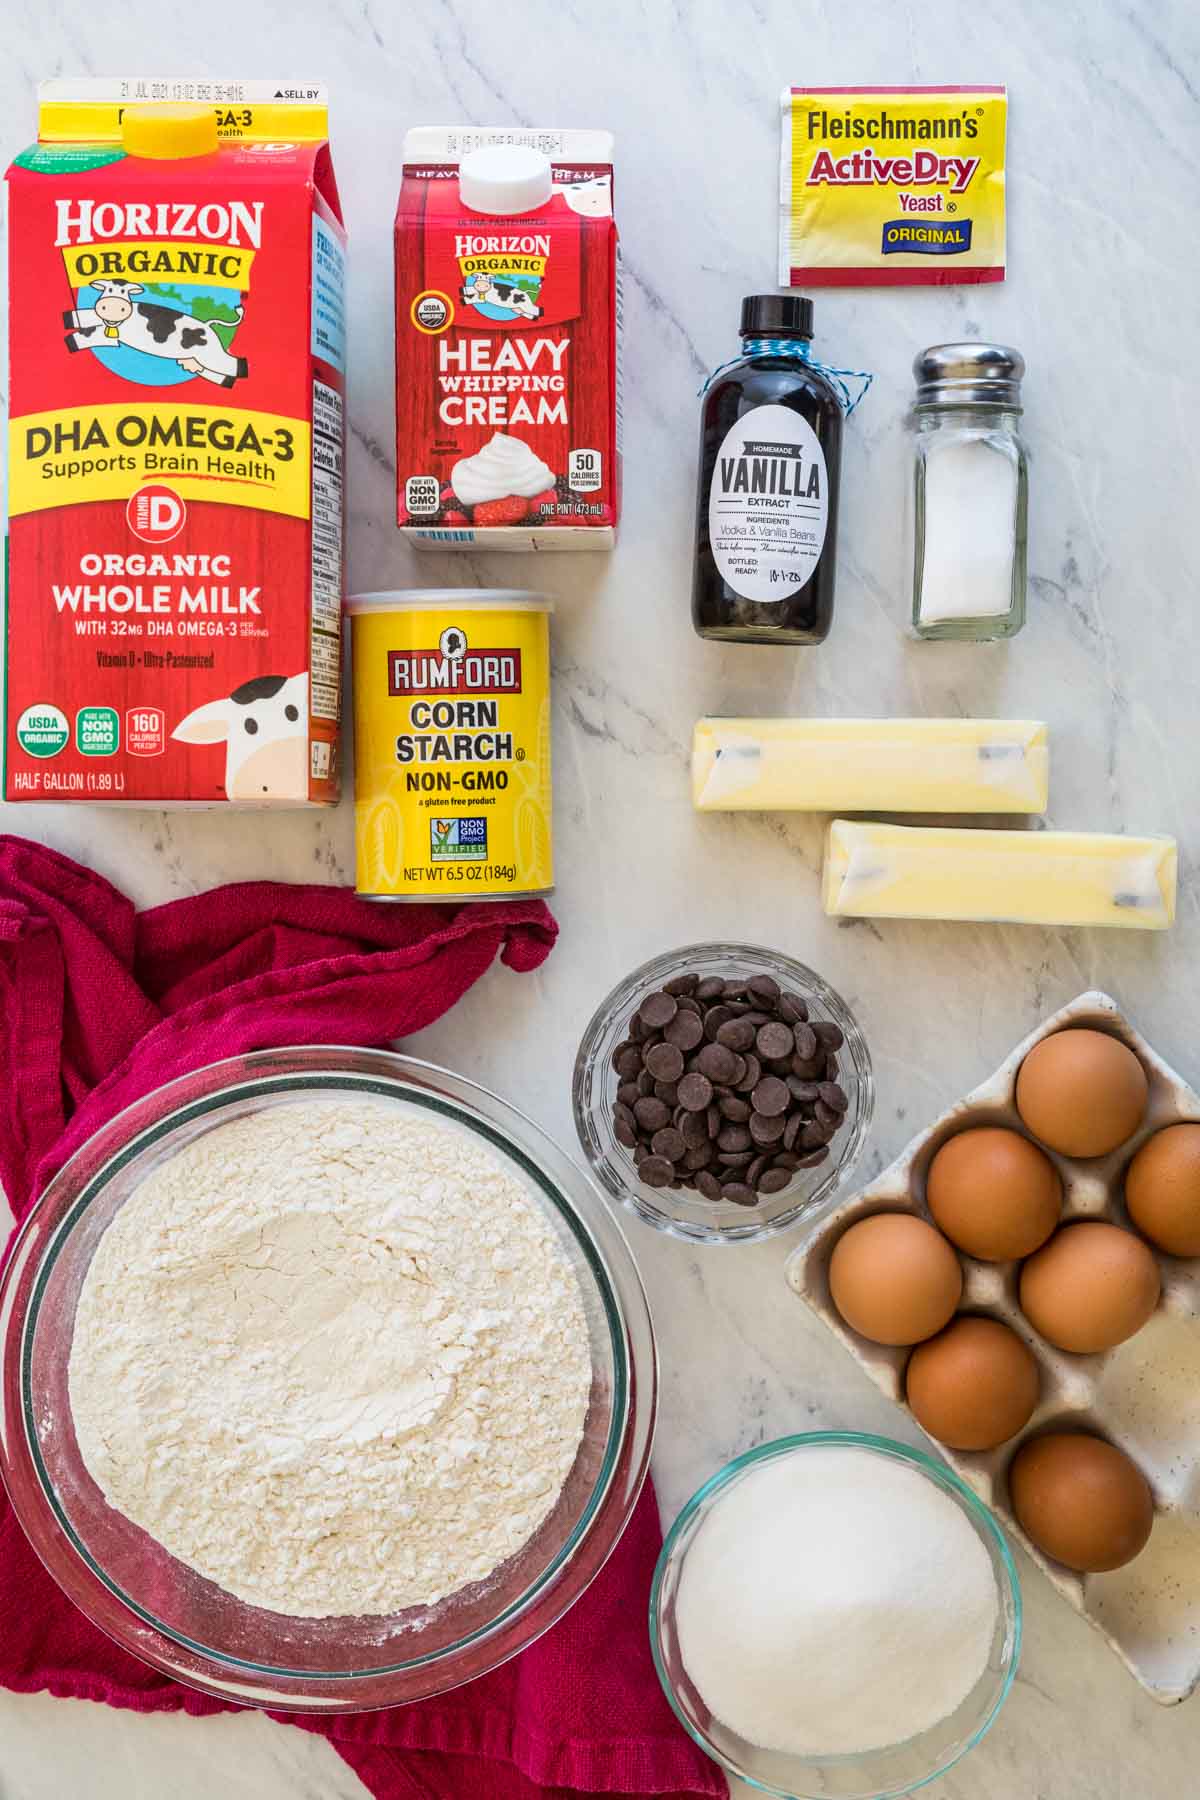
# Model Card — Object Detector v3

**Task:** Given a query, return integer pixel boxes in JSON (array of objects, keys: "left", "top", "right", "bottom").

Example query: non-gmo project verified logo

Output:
[{"left": 430, "top": 816, "right": 488, "bottom": 861}]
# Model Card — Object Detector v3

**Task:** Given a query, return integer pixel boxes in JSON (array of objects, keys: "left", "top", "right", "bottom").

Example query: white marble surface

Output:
[{"left": 2, "top": 0, "right": 1199, "bottom": 1794}]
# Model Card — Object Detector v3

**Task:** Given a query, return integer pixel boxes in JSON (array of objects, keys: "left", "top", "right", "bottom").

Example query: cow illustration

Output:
[
  {"left": 460, "top": 273, "right": 542, "bottom": 322},
  {"left": 173, "top": 672, "right": 308, "bottom": 800},
  {"left": 64, "top": 279, "right": 248, "bottom": 386}
]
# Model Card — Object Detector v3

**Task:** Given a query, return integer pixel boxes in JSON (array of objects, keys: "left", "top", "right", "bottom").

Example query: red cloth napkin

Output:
[{"left": 0, "top": 835, "right": 723, "bottom": 1800}]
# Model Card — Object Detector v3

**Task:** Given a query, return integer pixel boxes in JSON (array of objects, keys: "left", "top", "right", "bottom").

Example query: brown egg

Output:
[
  {"left": 906, "top": 1316, "right": 1040, "bottom": 1450},
  {"left": 1125, "top": 1123, "right": 1200, "bottom": 1257},
  {"left": 926, "top": 1127, "right": 1062, "bottom": 1261},
  {"left": 1009, "top": 1432, "right": 1154, "bottom": 1572},
  {"left": 828, "top": 1212, "right": 962, "bottom": 1347},
  {"left": 1015, "top": 1028, "right": 1148, "bottom": 1159},
  {"left": 1019, "top": 1221, "right": 1160, "bottom": 1353}
]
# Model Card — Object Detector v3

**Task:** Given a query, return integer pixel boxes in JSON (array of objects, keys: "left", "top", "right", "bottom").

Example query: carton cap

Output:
[
  {"left": 459, "top": 144, "right": 552, "bottom": 215},
  {"left": 121, "top": 103, "right": 218, "bottom": 160}
]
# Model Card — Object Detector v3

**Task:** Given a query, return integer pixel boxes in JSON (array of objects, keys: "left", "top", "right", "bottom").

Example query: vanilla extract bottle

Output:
[{"left": 693, "top": 295, "right": 867, "bottom": 645}]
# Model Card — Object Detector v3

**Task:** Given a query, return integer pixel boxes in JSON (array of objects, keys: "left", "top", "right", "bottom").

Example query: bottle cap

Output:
[
  {"left": 121, "top": 103, "right": 218, "bottom": 161},
  {"left": 739, "top": 294, "right": 814, "bottom": 340},
  {"left": 459, "top": 145, "right": 553, "bottom": 216},
  {"left": 913, "top": 343, "right": 1025, "bottom": 409}
]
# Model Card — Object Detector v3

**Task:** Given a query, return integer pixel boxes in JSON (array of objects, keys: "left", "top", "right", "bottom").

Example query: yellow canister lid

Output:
[{"left": 121, "top": 103, "right": 218, "bottom": 160}]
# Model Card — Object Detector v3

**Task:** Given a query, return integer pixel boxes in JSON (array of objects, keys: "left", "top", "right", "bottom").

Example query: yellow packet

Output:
[{"left": 779, "top": 86, "right": 1007, "bottom": 286}]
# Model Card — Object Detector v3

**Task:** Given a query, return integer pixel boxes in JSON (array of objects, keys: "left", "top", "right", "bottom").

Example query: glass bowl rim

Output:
[
  {"left": 572, "top": 942, "right": 874, "bottom": 1245},
  {"left": 2, "top": 1048, "right": 656, "bottom": 1696},
  {"left": 648, "top": 1429, "right": 1022, "bottom": 1800}
]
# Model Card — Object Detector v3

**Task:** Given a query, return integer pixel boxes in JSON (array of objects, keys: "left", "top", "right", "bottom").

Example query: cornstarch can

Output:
[{"left": 347, "top": 589, "right": 553, "bottom": 901}]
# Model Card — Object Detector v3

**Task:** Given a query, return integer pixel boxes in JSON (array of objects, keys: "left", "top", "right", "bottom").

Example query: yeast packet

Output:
[{"left": 779, "top": 86, "right": 1007, "bottom": 286}]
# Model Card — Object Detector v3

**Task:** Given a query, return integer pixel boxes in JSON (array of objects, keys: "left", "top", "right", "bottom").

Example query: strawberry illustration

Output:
[
  {"left": 473, "top": 495, "right": 530, "bottom": 528},
  {"left": 528, "top": 489, "right": 558, "bottom": 517}
]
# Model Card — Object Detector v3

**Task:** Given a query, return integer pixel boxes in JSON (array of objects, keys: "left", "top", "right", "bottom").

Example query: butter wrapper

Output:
[{"left": 779, "top": 85, "right": 1007, "bottom": 287}]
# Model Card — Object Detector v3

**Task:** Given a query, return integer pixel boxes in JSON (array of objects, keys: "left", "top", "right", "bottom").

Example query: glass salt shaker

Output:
[{"left": 909, "top": 344, "right": 1029, "bottom": 641}]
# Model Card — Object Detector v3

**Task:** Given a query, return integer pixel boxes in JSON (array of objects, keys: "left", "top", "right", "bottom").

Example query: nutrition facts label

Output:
[{"left": 310, "top": 378, "right": 344, "bottom": 722}]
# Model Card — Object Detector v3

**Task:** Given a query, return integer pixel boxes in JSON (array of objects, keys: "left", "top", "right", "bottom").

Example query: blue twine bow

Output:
[{"left": 700, "top": 337, "right": 874, "bottom": 417}]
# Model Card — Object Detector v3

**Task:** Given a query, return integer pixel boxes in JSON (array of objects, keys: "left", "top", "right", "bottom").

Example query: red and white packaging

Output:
[{"left": 395, "top": 128, "right": 620, "bottom": 551}]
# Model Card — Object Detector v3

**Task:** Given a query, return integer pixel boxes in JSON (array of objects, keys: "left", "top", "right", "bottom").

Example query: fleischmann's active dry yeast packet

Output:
[
  {"left": 779, "top": 86, "right": 1007, "bottom": 287},
  {"left": 5, "top": 80, "right": 346, "bottom": 805}
]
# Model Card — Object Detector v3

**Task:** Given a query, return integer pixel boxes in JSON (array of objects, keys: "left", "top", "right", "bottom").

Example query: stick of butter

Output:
[
  {"left": 822, "top": 822, "right": 1177, "bottom": 929},
  {"left": 692, "top": 718, "right": 1048, "bottom": 814}
]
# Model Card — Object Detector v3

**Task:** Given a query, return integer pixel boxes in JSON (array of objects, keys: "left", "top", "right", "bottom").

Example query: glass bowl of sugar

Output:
[{"left": 650, "top": 1432, "right": 1020, "bottom": 1799}]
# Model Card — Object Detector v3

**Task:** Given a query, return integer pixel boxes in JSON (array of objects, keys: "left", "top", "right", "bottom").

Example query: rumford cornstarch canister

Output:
[{"left": 347, "top": 590, "right": 553, "bottom": 900}]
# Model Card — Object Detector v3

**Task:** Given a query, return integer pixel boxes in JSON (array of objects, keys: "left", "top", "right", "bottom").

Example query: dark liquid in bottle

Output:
[{"left": 692, "top": 304, "right": 844, "bottom": 646}]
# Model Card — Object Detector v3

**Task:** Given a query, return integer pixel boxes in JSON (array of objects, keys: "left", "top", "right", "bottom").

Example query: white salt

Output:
[
  {"left": 675, "top": 1447, "right": 998, "bottom": 1758},
  {"left": 918, "top": 435, "right": 1018, "bottom": 624}
]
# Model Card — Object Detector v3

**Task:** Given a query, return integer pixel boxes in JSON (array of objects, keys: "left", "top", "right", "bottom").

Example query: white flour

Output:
[
  {"left": 676, "top": 1447, "right": 998, "bottom": 1756},
  {"left": 68, "top": 1098, "right": 593, "bottom": 1619}
]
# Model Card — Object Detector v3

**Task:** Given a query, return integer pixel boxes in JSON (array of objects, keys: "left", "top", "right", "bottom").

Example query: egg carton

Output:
[{"left": 784, "top": 990, "right": 1200, "bottom": 1705}]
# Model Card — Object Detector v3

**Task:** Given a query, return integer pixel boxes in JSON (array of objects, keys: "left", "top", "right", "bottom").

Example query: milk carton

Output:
[
  {"left": 395, "top": 129, "right": 620, "bottom": 550},
  {"left": 4, "top": 81, "right": 346, "bottom": 804}
]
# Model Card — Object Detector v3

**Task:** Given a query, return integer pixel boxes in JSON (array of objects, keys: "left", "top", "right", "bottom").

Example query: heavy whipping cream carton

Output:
[
  {"left": 395, "top": 128, "right": 620, "bottom": 550},
  {"left": 4, "top": 81, "right": 346, "bottom": 804}
]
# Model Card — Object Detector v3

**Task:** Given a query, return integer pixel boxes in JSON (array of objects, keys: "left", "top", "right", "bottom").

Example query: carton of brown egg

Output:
[{"left": 784, "top": 990, "right": 1200, "bottom": 1704}]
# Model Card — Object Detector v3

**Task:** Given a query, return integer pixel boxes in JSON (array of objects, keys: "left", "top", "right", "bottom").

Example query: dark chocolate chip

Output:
[
  {"left": 746, "top": 1154, "right": 768, "bottom": 1189},
  {"left": 653, "top": 1079, "right": 679, "bottom": 1105},
  {"left": 680, "top": 1107, "right": 711, "bottom": 1146},
  {"left": 747, "top": 973, "right": 780, "bottom": 1003},
  {"left": 779, "top": 991, "right": 809, "bottom": 1024},
  {"left": 800, "top": 1121, "right": 827, "bottom": 1150},
  {"left": 772, "top": 1150, "right": 801, "bottom": 1171},
  {"left": 695, "top": 976, "right": 725, "bottom": 1000},
  {"left": 617, "top": 1080, "right": 641, "bottom": 1108},
  {"left": 751, "top": 1075, "right": 791, "bottom": 1117},
  {"left": 814, "top": 1100, "right": 841, "bottom": 1131},
  {"left": 716, "top": 1017, "right": 757, "bottom": 1053},
  {"left": 695, "top": 1169, "right": 723, "bottom": 1200},
  {"left": 640, "top": 991, "right": 678, "bottom": 1029},
  {"left": 664, "top": 973, "right": 699, "bottom": 995},
  {"left": 819, "top": 1081, "right": 849, "bottom": 1113},
  {"left": 717, "top": 1124, "right": 753, "bottom": 1154},
  {"left": 791, "top": 1023, "right": 818, "bottom": 1063},
  {"left": 683, "top": 1142, "right": 714, "bottom": 1171},
  {"left": 675, "top": 994, "right": 703, "bottom": 1016},
  {"left": 790, "top": 1055, "right": 824, "bottom": 1080},
  {"left": 736, "top": 1053, "right": 761, "bottom": 1093},
  {"left": 702, "top": 1004, "right": 734, "bottom": 1041},
  {"left": 640, "top": 1155, "right": 675, "bottom": 1188},
  {"left": 697, "top": 1042, "right": 740, "bottom": 1085},
  {"left": 756, "top": 1020, "right": 794, "bottom": 1061},
  {"left": 665, "top": 1010, "right": 705, "bottom": 1051},
  {"left": 814, "top": 1020, "right": 845, "bottom": 1050},
  {"left": 707, "top": 1103, "right": 722, "bottom": 1140},
  {"left": 637, "top": 1068, "right": 656, "bottom": 1097},
  {"left": 798, "top": 1145, "right": 830, "bottom": 1168},
  {"left": 722, "top": 1181, "right": 757, "bottom": 1206},
  {"left": 717, "top": 1149, "right": 754, "bottom": 1169},
  {"left": 758, "top": 1166, "right": 792, "bottom": 1194},
  {"left": 615, "top": 1114, "right": 638, "bottom": 1149},
  {"left": 613, "top": 1042, "right": 642, "bottom": 1078},
  {"left": 750, "top": 1110, "right": 787, "bottom": 1146},
  {"left": 722, "top": 978, "right": 750, "bottom": 999},
  {"left": 788, "top": 1077, "right": 821, "bottom": 1104},
  {"left": 718, "top": 1094, "right": 751, "bottom": 1122},
  {"left": 783, "top": 1113, "right": 803, "bottom": 1152},
  {"left": 634, "top": 1096, "right": 671, "bottom": 1132},
  {"left": 651, "top": 1127, "right": 687, "bottom": 1164},
  {"left": 677, "top": 1071, "right": 714, "bottom": 1112},
  {"left": 645, "top": 1041, "right": 685, "bottom": 1083}
]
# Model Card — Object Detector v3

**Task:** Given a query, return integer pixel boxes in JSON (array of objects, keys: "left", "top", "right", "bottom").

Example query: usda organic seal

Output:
[{"left": 16, "top": 704, "right": 69, "bottom": 758}]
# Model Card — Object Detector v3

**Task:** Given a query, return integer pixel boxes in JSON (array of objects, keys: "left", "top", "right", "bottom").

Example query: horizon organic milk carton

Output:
[
  {"left": 4, "top": 80, "right": 346, "bottom": 805},
  {"left": 395, "top": 129, "right": 620, "bottom": 550}
]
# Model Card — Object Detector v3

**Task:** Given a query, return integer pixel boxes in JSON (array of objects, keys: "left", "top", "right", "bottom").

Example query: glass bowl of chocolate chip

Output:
[{"left": 572, "top": 945, "right": 873, "bottom": 1243}]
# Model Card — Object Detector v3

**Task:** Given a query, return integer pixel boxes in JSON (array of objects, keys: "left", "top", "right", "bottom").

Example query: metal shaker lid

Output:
[{"left": 913, "top": 343, "right": 1025, "bottom": 409}]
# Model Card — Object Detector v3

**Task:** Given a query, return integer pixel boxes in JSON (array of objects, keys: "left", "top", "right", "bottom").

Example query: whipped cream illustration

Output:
[{"left": 451, "top": 433, "right": 555, "bottom": 506}]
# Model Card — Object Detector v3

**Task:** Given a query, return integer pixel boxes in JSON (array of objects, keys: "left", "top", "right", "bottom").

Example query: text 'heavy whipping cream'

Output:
[{"left": 395, "top": 129, "right": 620, "bottom": 550}]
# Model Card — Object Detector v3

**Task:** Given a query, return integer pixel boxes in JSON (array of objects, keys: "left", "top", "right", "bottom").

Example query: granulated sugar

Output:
[
  {"left": 68, "top": 1098, "right": 592, "bottom": 1619},
  {"left": 675, "top": 1446, "right": 998, "bottom": 1756}
]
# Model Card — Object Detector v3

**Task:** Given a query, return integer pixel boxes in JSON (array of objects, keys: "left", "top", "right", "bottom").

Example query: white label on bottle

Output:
[{"left": 707, "top": 402, "right": 829, "bottom": 601}]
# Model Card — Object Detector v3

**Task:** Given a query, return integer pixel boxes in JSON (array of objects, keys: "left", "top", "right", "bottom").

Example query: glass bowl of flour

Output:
[
  {"left": 650, "top": 1433, "right": 1020, "bottom": 1798},
  {"left": 0, "top": 1048, "right": 656, "bottom": 1710}
]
